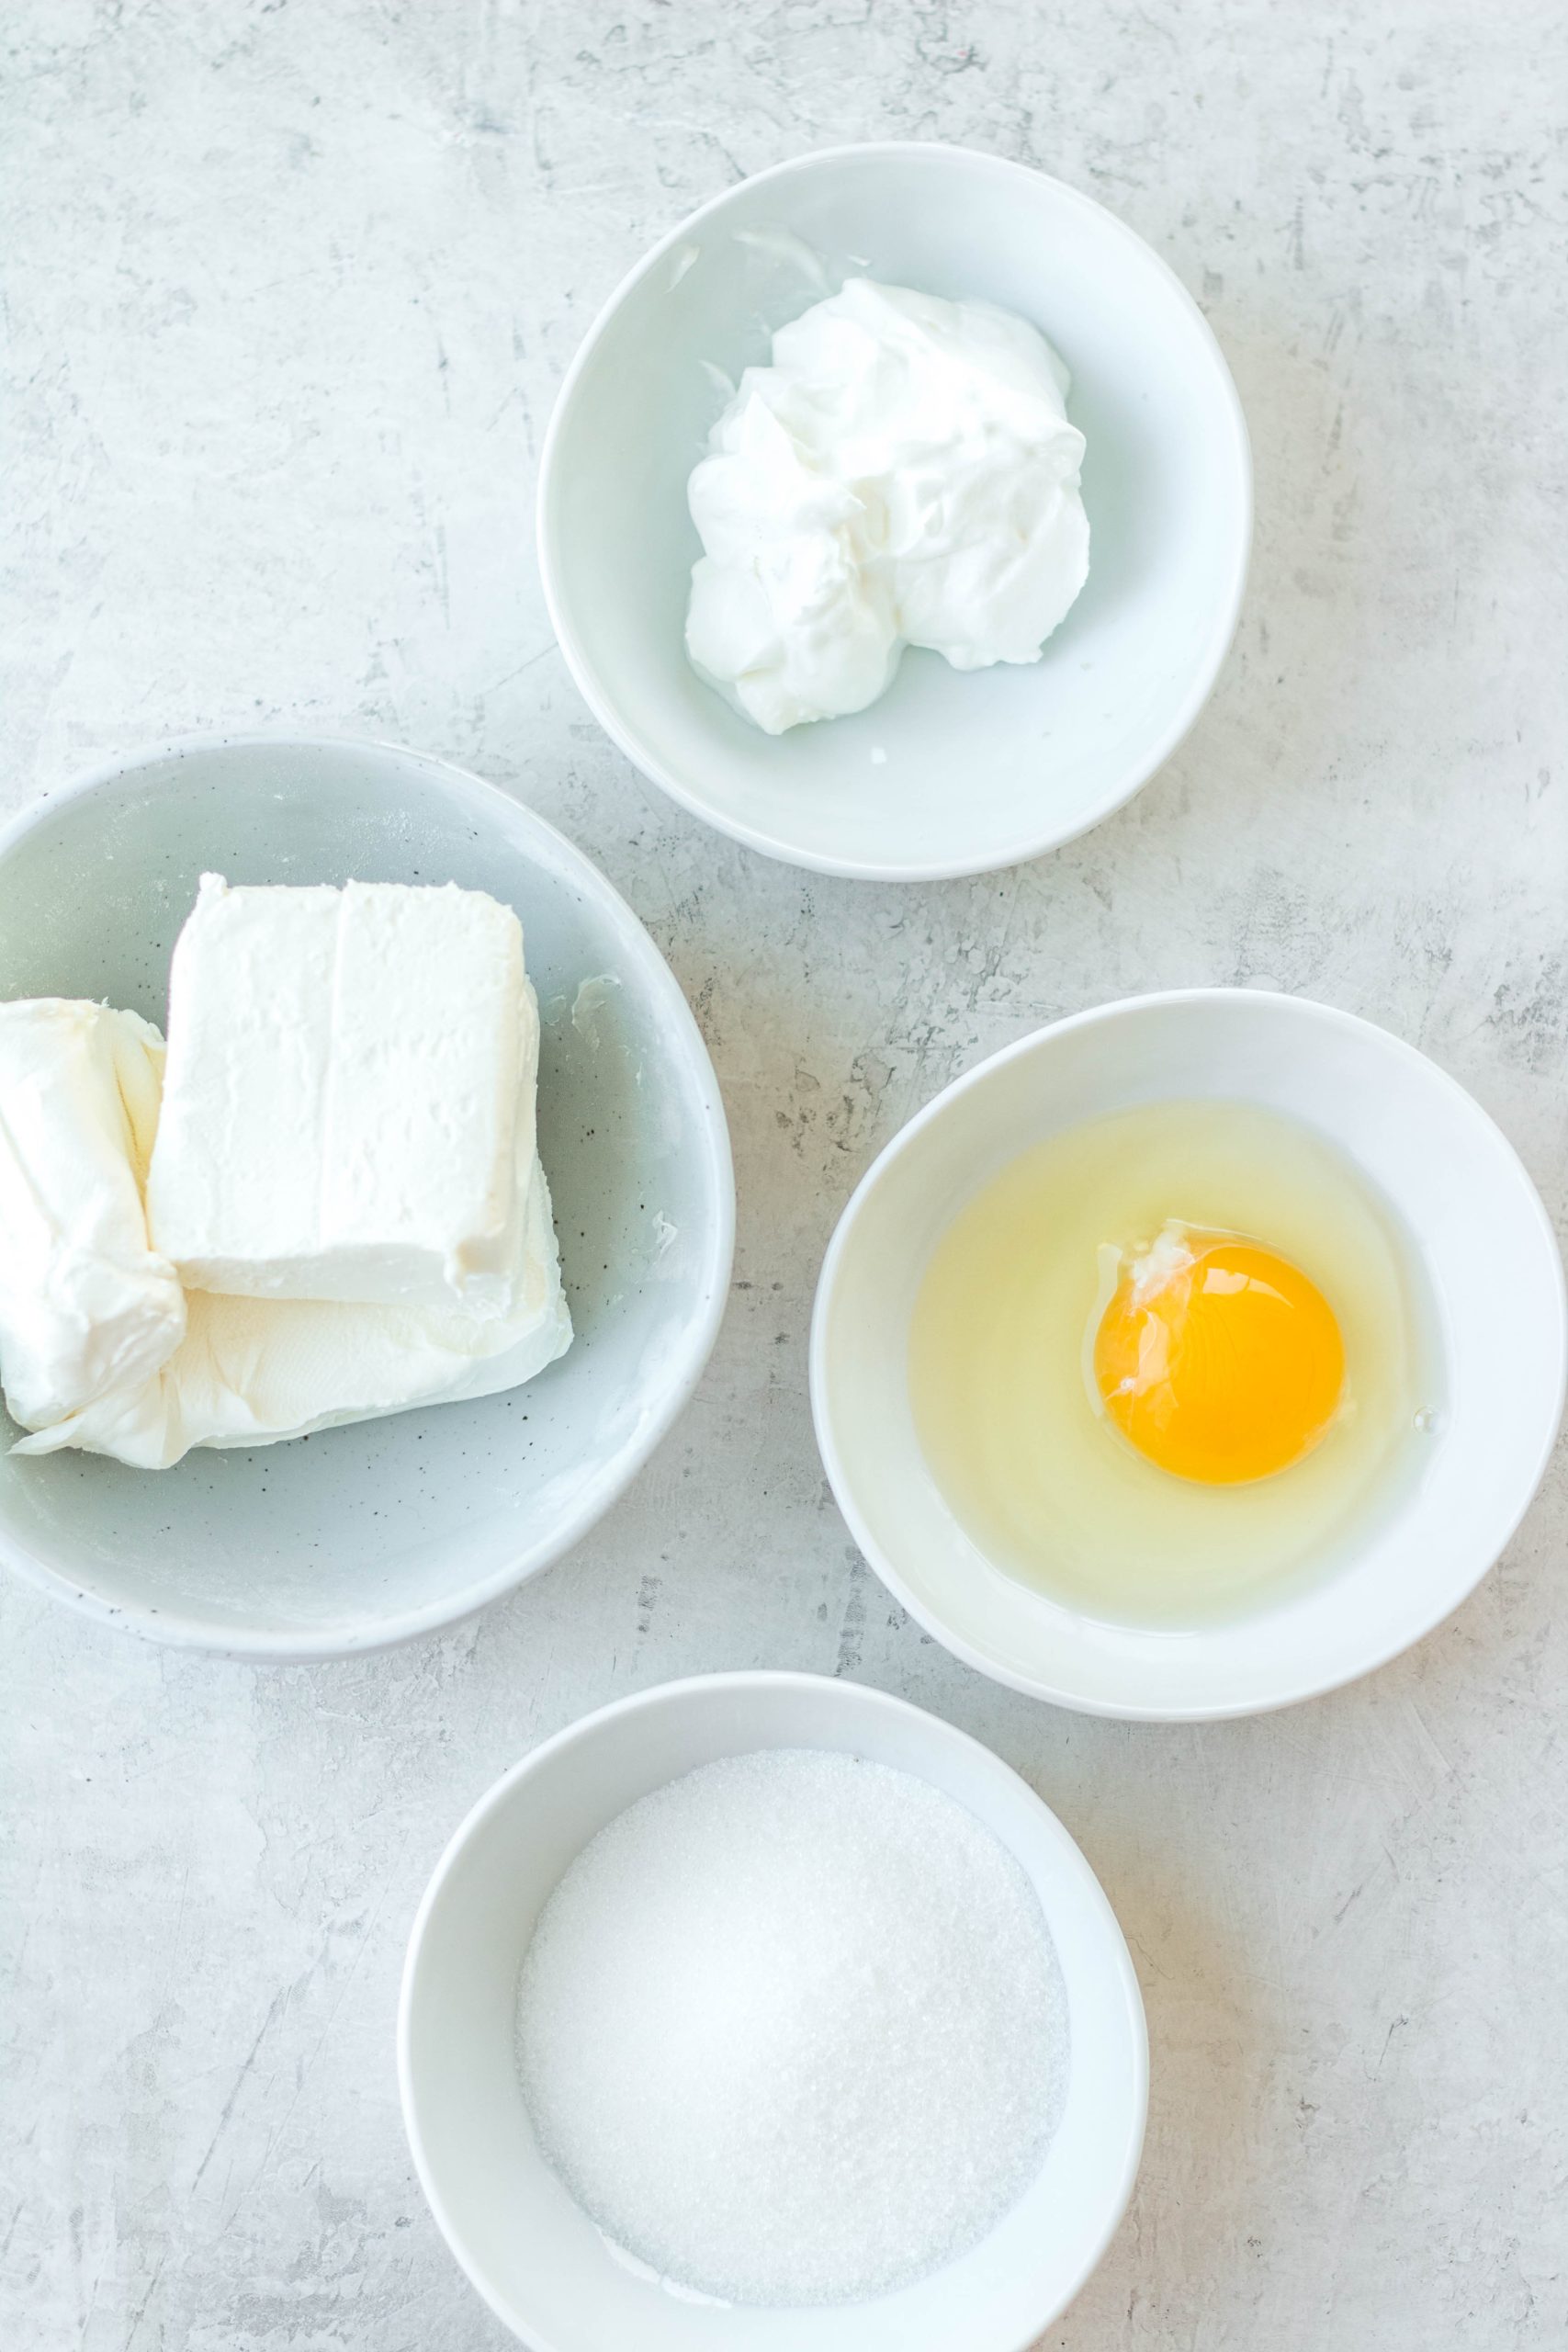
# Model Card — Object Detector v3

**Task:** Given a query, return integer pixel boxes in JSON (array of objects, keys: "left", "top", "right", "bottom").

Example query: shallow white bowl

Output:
[
  {"left": 537, "top": 141, "right": 1250, "bottom": 881},
  {"left": 811, "top": 991, "right": 1566, "bottom": 1721},
  {"left": 400, "top": 1670, "right": 1146, "bottom": 2352},
  {"left": 0, "top": 736, "right": 733, "bottom": 1657}
]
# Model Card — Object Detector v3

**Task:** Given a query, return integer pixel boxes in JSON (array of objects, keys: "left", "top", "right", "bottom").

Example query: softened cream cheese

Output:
[
  {"left": 0, "top": 1000, "right": 186, "bottom": 1434},
  {"left": 18, "top": 1149, "right": 571, "bottom": 1469},
  {"left": 684, "top": 277, "right": 1089, "bottom": 734},
  {"left": 146, "top": 876, "right": 535, "bottom": 1312},
  {"left": 1, "top": 883, "right": 574, "bottom": 1469}
]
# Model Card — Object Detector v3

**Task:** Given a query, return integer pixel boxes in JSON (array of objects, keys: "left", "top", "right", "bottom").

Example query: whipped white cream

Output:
[{"left": 684, "top": 277, "right": 1089, "bottom": 734}]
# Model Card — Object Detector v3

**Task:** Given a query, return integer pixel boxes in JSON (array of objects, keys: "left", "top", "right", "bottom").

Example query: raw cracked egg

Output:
[
  {"left": 1090, "top": 1224, "right": 1346, "bottom": 1486},
  {"left": 908, "top": 1100, "right": 1439, "bottom": 1627}
]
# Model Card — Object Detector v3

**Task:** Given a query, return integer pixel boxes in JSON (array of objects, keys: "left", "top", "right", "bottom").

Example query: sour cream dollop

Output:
[{"left": 684, "top": 277, "right": 1089, "bottom": 735}]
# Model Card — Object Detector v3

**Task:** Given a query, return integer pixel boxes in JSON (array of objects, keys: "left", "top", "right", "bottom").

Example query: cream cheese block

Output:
[
  {"left": 0, "top": 999, "right": 186, "bottom": 1436},
  {"left": 146, "top": 875, "right": 536, "bottom": 1312}
]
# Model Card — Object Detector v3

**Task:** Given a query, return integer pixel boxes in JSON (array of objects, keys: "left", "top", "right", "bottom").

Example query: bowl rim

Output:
[
  {"left": 536, "top": 138, "right": 1254, "bottom": 882},
  {"left": 808, "top": 987, "right": 1568, "bottom": 1720},
  {"left": 0, "top": 729, "right": 737, "bottom": 1661},
  {"left": 397, "top": 1667, "right": 1150, "bottom": 2352}
]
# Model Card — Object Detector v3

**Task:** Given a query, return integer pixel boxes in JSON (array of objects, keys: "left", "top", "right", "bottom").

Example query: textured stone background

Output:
[{"left": 4, "top": 3, "right": 1567, "bottom": 2346}]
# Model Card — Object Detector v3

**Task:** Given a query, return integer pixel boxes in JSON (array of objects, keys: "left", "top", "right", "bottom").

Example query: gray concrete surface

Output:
[{"left": 4, "top": 3, "right": 1566, "bottom": 2346}]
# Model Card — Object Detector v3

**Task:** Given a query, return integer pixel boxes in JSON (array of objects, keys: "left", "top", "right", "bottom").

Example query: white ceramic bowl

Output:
[
  {"left": 399, "top": 1670, "right": 1146, "bottom": 2352},
  {"left": 537, "top": 141, "right": 1250, "bottom": 881},
  {"left": 811, "top": 991, "right": 1567, "bottom": 1721},
  {"left": 0, "top": 736, "right": 733, "bottom": 1657}
]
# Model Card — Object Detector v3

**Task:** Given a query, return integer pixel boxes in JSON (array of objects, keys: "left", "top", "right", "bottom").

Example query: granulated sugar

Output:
[{"left": 514, "top": 1747, "right": 1068, "bottom": 2306}]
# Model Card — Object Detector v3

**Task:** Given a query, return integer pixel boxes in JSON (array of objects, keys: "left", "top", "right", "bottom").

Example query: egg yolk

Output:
[{"left": 1093, "top": 1228, "right": 1345, "bottom": 1485}]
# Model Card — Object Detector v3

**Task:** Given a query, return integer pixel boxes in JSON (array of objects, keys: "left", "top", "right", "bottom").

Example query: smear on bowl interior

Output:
[
  {"left": 908, "top": 1101, "right": 1442, "bottom": 1626},
  {"left": 684, "top": 277, "right": 1089, "bottom": 734}
]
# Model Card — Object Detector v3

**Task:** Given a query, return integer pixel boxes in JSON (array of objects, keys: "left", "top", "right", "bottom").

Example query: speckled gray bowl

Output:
[{"left": 0, "top": 736, "right": 733, "bottom": 1657}]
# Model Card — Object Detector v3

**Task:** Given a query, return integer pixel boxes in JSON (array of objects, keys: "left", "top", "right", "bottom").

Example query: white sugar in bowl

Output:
[{"left": 400, "top": 1671, "right": 1147, "bottom": 2352}]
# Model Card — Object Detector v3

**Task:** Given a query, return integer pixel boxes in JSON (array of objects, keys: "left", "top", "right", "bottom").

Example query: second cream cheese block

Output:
[
  {"left": 146, "top": 875, "right": 536, "bottom": 1312},
  {"left": 17, "top": 1159, "right": 572, "bottom": 1468},
  {"left": 11, "top": 985, "right": 574, "bottom": 1467},
  {"left": 0, "top": 999, "right": 186, "bottom": 1435}
]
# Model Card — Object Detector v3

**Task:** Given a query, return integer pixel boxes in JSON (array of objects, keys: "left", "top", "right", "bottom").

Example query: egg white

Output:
[{"left": 908, "top": 1100, "right": 1440, "bottom": 1627}]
